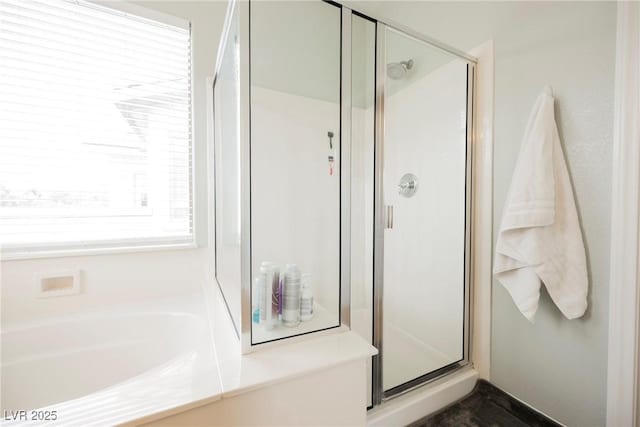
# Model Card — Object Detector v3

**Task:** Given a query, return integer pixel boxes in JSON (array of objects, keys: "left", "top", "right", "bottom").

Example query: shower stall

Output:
[{"left": 212, "top": 0, "right": 475, "bottom": 408}]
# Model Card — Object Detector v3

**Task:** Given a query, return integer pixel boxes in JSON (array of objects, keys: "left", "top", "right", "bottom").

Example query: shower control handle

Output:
[
  {"left": 385, "top": 205, "right": 394, "bottom": 230},
  {"left": 398, "top": 173, "right": 418, "bottom": 198}
]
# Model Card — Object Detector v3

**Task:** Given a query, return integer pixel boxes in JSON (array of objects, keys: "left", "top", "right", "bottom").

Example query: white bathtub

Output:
[
  {"left": 0, "top": 295, "right": 222, "bottom": 426},
  {"left": 0, "top": 286, "right": 435, "bottom": 427}
]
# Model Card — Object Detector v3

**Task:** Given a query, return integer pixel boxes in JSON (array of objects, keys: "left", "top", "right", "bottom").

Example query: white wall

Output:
[
  {"left": 382, "top": 58, "right": 467, "bottom": 364},
  {"left": 1, "top": 1, "right": 228, "bottom": 325},
  {"left": 1, "top": 250, "right": 207, "bottom": 326},
  {"left": 489, "top": 6, "right": 614, "bottom": 424},
  {"left": 347, "top": 1, "right": 615, "bottom": 425},
  {"left": 250, "top": 85, "right": 340, "bottom": 323}
]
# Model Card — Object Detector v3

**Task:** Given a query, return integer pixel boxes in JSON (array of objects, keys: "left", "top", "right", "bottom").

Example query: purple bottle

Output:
[{"left": 278, "top": 275, "right": 284, "bottom": 318}]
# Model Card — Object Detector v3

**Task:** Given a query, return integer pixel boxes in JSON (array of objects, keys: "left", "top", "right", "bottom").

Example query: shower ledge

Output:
[{"left": 207, "top": 280, "right": 378, "bottom": 398}]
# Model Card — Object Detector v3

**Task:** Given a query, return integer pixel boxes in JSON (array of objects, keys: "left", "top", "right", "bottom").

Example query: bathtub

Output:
[
  {"left": 0, "top": 295, "right": 222, "bottom": 426},
  {"left": 0, "top": 287, "right": 393, "bottom": 426}
]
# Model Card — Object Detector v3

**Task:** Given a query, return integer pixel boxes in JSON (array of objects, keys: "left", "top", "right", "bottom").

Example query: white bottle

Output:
[
  {"left": 300, "top": 273, "right": 314, "bottom": 321},
  {"left": 258, "top": 262, "right": 272, "bottom": 324},
  {"left": 282, "top": 264, "right": 301, "bottom": 327}
]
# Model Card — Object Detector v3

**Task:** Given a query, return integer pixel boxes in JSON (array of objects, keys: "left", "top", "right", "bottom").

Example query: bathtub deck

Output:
[{"left": 2, "top": 288, "right": 376, "bottom": 426}]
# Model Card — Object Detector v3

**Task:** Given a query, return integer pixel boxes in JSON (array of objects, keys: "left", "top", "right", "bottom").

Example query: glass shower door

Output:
[{"left": 380, "top": 27, "right": 472, "bottom": 394}]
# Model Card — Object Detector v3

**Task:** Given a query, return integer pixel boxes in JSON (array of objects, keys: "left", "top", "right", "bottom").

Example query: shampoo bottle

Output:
[
  {"left": 300, "top": 273, "right": 314, "bottom": 321},
  {"left": 282, "top": 264, "right": 301, "bottom": 327},
  {"left": 258, "top": 262, "right": 272, "bottom": 324}
]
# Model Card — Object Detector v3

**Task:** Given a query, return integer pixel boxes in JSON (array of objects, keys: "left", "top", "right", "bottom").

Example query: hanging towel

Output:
[{"left": 493, "top": 87, "right": 588, "bottom": 322}]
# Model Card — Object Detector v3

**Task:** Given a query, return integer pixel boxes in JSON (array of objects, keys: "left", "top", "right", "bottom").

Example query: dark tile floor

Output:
[{"left": 410, "top": 380, "right": 562, "bottom": 427}]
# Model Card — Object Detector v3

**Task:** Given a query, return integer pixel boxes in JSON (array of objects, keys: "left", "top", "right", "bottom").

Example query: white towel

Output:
[{"left": 494, "top": 87, "right": 588, "bottom": 322}]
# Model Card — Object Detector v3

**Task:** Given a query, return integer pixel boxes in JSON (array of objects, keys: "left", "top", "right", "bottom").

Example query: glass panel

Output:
[
  {"left": 350, "top": 14, "right": 376, "bottom": 407},
  {"left": 250, "top": 1, "right": 341, "bottom": 344},
  {"left": 213, "top": 7, "right": 241, "bottom": 334},
  {"left": 382, "top": 28, "right": 468, "bottom": 392}
]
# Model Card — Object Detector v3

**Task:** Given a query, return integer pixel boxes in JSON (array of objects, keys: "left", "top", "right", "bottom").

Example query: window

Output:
[{"left": 0, "top": 0, "right": 193, "bottom": 257}]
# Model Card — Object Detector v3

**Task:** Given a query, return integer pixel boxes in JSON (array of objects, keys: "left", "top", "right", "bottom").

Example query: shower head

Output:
[{"left": 387, "top": 59, "right": 414, "bottom": 80}]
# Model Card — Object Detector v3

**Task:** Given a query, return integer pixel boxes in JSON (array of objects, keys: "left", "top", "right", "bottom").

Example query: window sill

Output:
[{"left": 0, "top": 239, "right": 198, "bottom": 261}]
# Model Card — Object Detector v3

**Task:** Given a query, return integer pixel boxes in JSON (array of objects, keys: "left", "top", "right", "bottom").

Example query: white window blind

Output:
[{"left": 0, "top": 0, "right": 193, "bottom": 256}]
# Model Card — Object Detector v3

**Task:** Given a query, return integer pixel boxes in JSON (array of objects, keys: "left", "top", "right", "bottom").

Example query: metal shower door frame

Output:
[{"left": 370, "top": 20, "right": 477, "bottom": 405}]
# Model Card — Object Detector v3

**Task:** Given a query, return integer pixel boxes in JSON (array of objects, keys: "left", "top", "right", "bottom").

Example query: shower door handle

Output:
[{"left": 385, "top": 205, "right": 394, "bottom": 229}]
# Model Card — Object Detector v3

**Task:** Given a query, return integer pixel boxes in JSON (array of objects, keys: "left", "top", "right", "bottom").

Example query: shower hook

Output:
[{"left": 327, "top": 131, "right": 334, "bottom": 150}]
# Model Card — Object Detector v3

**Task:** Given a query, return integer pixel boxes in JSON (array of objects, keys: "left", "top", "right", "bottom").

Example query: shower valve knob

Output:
[{"left": 398, "top": 173, "right": 419, "bottom": 198}]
